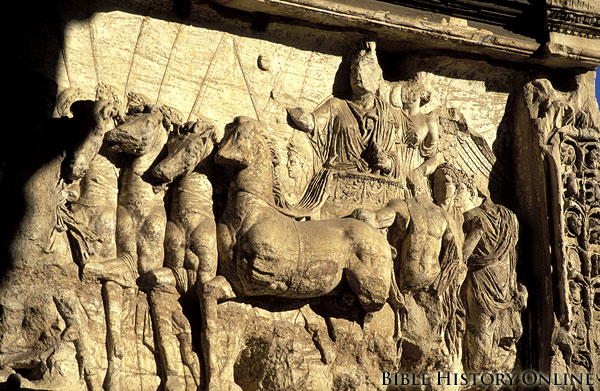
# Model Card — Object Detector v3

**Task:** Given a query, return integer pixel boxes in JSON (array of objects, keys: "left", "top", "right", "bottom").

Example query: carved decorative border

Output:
[
  {"left": 546, "top": 6, "right": 600, "bottom": 38},
  {"left": 212, "top": 0, "right": 600, "bottom": 68},
  {"left": 522, "top": 78, "right": 600, "bottom": 378}
]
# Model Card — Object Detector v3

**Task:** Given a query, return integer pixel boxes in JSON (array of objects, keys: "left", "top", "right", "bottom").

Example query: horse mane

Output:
[
  {"left": 227, "top": 116, "right": 298, "bottom": 213},
  {"left": 255, "top": 120, "right": 284, "bottom": 199},
  {"left": 232, "top": 117, "right": 323, "bottom": 219}
]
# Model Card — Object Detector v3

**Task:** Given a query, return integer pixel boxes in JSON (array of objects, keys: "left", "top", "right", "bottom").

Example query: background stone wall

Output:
[{"left": 4, "top": 0, "right": 600, "bottom": 390}]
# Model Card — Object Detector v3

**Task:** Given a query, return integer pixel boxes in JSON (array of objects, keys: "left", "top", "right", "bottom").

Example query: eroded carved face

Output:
[
  {"left": 401, "top": 80, "right": 426, "bottom": 108},
  {"left": 349, "top": 42, "right": 382, "bottom": 97},
  {"left": 104, "top": 110, "right": 164, "bottom": 156},
  {"left": 154, "top": 132, "right": 214, "bottom": 182},
  {"left": 215, "top": 117, "right": 260, "bottom": 169},
  {"left": 350, "top": 61, "right": 381, "bottom": 96},
  {"left": 287, "top": 155, "right": 303, "bottom": 179},
  {"left": 433, "top": 171, "right": 456, "bottom": 205},
  {"left": 454, "top": 183, "right": 471, "bottom": 211}
]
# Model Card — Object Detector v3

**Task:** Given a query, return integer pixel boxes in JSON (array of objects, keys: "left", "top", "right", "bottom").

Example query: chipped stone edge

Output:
[{"left": 212, "top": 0, "right": 600, "bottom": 69}]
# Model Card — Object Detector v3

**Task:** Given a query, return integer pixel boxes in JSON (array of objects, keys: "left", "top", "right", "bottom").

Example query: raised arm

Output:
[
  {"left": 67, "top": 100, "right": 120, "bottom": 181},
  {"left": 350, "top": 199, "right": 409, "bottom": 230},
  {"left": 407, "top": 152, "right": 445, "bottom": 194}
]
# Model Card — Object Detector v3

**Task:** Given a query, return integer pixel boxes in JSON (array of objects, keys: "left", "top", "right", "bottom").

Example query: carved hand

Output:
[
  {"left": 62, "top": 182, "right": 81, "bottom": 203},
  {"left": 350, "top": 208, "right": 377, "bottom": 227},
  {"left": 368, "top": 143, "right": 393, "bottom": 174},
  {"left": 463, "top": 216, "right": 484, "bottom": 261},
  {"left": 287, "top": 107, "right": 315, "bottom": 132}
]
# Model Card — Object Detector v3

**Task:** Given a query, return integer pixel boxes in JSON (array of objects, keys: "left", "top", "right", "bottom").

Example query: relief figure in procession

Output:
[
  {"left": 81, "top": 99, "right": 171, "bottom": 391},
  {"left": 461, "top": 196, "right": 527, "bottom": 372},
  {"left": 140, "top": 118, "right": 219, "bottom": 391},
  {"left": 287, "top": 40, "right": 411, "bottom": 178},
  {"left": 286, "top": 40, "right": 443, "bottom": 218},
  {"left": 352, "top": 163, "right": 470, "bottom": 371},
  {"left": 50, "top": 89, "right": 124, "bottom": 391}
]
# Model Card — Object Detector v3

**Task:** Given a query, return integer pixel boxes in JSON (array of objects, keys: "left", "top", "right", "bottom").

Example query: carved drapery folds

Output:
[
  {"left": 522, "top": 75, "right": 600, "bottom": 382},
  {"left": 8, "top": 5, "right": 600, "bottom": 384},
  {"left": 10, "top": 0, "right": 600, "bottom": 386}
]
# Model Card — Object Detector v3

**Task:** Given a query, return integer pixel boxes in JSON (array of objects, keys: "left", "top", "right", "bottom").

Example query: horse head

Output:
[
  {"left": 153, "top": 120, "right": 217, "bottom": 182},
  {"left": 105, "top": 107, "right": 165, "bottom": 156},
  {"left": 216, "top": 116, "right": 268, "bottom": 170}
]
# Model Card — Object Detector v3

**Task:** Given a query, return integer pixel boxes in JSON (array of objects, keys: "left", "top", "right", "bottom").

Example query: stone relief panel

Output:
[
  {"left": 521, "top": 76, "right": 600, "bottom": 384},
  {"left": 1, "top": 32, "right": 531, "bottom": 391},
  {"left": 3, "top": 2, "right": 561, "bottom": 389}
]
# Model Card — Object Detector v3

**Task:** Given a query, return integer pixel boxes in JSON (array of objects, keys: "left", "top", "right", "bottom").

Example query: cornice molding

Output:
[
  {"left": 546, "top": 0, "right": 600, "bottom": 39},
  {"left": 210, "top": 0, "right": 600, "bottom": 68}
]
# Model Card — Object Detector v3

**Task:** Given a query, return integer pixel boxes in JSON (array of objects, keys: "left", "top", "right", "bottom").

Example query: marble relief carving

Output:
[
  {"left": 2, "top": 39, "right": 531, "bottom": 391},
  {"left": 522, "top": 77, "right": 600, "bottom": 383}
]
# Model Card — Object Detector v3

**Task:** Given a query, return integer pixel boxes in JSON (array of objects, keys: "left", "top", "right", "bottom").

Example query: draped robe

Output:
[{"left": 309, "top": 96, "right": 412, "bottom": 177}]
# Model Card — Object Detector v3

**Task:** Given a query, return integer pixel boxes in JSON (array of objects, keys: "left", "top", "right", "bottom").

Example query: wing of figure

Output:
[{"left": 438, "top": 108, "right": 505, "bottom": 195}]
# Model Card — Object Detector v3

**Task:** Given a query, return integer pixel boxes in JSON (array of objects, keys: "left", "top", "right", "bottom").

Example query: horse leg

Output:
[
  {"left": 189, "top": 218, "right": 218, "bottom": 286},
  {"left": 198, "top": 276, "right": 241, "bottom": 391},
  {"left": 172, "top": 311, "right": 202, "bottom": 390},
  {"left": 137, "top": 212, "right": 167, "bottom": 274},
  {"left": 139, "top": 211, "right": 196, "bottom": 390},
  {"left": 84, "top": 207, "right": 134, "bottom": 391},
  {"left": 345, "top": 241, "right": 393, "bottom": 314},
  {"left": 187, "top": 217, "right": 233, "bottom": 390},
  {"left": 91, "top": 205, "right": 118, "bottom": 260},
  {"left": 148, "top": 290, "right": 186, "bottom": 391},
  {"left": 151, "top": 217, "right": 216, "bottom": 390},
  {"left": 164, "top": 221, "right": 185, "bottom": 270},
  {"left": 82, "top": 206, "right": 137, "bottom": 287},
  {"left": 299, "top": 306, "right": 335, "bottom": 364},
  {"left": 102, "top": 280, "right": 123, "bottom": 391}
]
